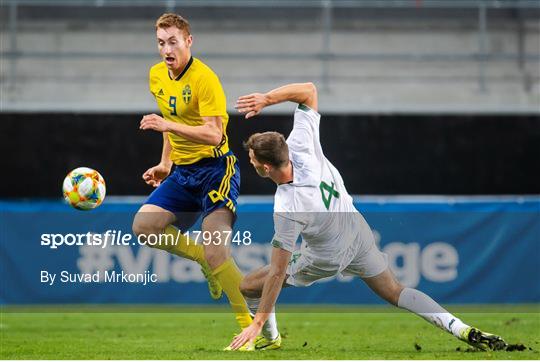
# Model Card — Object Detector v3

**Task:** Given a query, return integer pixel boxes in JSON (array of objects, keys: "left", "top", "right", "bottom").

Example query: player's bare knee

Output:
[
  {"left": 132, "top": 215, "right": 148, "bottom": 237},
  {"left": 132, "top": 214, "right": 164, "bottom": 245}
]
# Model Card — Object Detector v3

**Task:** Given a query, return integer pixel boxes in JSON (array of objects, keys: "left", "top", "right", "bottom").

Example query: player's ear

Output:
[
  {"left": 263, "top": 164, "right": 271, "bottom": 175},
  {"left": 185, "top": 34, "right": 193, "bottom": 47}
]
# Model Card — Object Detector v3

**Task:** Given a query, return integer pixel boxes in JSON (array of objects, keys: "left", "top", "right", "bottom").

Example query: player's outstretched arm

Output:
[
  {"left": 236, "top": 82, "right": 318, "bottom": 119},
  {"left": 229, "top": 247, "right": 291, "bottom": 350}
]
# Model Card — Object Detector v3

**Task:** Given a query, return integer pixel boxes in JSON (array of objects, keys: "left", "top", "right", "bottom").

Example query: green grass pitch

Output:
[{"left": 1, "top": 304, "right": 538, "bottom": 359}]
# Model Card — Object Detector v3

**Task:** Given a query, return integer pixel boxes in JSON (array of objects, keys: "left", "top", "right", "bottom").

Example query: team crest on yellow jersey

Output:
[{"left": 182, "top": 85, "right": 192, "bottom": 104}]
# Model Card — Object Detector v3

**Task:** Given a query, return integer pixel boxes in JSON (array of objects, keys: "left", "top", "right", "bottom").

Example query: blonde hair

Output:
[{"left": 155, "top": 13, "right": 191, "bottom": 37}]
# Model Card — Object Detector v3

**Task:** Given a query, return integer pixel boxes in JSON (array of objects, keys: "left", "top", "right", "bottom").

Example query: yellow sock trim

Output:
[
  {"left": 213, "top": 258, "right": 253, "bottom": 329},
  {"left": 163, "top": 225, "right": 206, "bottom": 265}
]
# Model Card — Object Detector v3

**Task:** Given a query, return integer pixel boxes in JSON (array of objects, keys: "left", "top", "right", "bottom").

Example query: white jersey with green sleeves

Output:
[{"left": 272, "top": 104, "right": 365, "bottom": 262}]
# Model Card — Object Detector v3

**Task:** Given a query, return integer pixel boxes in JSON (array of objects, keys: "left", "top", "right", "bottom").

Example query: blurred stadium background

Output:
[{"left": 0, "top": 0, "right": 539, "bottom": 307}]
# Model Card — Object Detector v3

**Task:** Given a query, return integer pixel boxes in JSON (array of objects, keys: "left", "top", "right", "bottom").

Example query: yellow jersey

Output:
[{"left": 149, "top": 57, "right": 230, "bottom": 165}]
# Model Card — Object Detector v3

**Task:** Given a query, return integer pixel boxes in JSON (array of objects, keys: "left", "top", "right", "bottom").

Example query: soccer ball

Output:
[{"left": 62, "top": 167, "right": 106, "bottom": 210}]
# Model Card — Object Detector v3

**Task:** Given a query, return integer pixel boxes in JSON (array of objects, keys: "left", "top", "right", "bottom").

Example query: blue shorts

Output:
[{"left": 145, "top": 151, "right": 240, "bottom": 228}]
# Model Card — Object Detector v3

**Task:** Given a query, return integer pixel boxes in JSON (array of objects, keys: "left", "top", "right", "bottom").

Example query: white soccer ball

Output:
[{"left": 62, "top": 167, "right": 106, "bottom": 210}]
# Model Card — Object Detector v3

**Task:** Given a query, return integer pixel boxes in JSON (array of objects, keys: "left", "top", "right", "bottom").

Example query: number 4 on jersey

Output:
[{"left": 320, "top": 181, "right": 340, "bottom": 210}]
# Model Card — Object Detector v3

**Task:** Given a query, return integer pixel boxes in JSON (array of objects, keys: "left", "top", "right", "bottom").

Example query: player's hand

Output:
[
  {"left": 140, "top": 114, "right": 171, "bottom": 133},
  {"left": 235, "top": 93, "right": 267, "bottom": 119},
  {"left": 228, "top": 322, "right": 262, "bottom": 350},
  {"left": 142, "top": 163, "right": 171, "bottom": 187}
]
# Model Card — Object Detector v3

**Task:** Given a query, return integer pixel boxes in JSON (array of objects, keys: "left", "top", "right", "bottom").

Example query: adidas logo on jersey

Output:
[{"left": 157, "top": 89, "right": 164, "bottom": 96}]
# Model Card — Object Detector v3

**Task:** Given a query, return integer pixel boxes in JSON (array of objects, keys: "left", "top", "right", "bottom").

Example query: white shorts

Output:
[{"left": 285, "top": 230, "right": 388, "bottom": 287}]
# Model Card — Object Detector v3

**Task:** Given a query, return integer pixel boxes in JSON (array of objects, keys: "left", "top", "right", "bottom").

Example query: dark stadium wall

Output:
[{"left": 1, "top": 113, "right": 539, "bottom": 197}]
